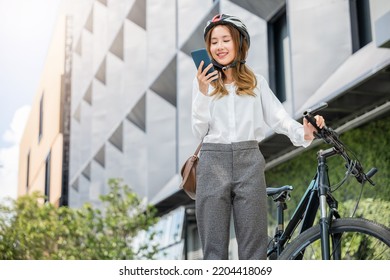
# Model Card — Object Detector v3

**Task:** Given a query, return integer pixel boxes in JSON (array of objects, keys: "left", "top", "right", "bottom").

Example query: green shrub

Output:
[{"left": 0, "top": 178, "right": 159, "bottom": 260}]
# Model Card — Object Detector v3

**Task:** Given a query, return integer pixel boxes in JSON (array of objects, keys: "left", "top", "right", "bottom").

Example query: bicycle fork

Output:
[{"left": 317, "top": 148, "right": 337, "bottom": 260}]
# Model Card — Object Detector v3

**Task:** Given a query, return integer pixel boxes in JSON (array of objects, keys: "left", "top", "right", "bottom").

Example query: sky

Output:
[{"left": 0, "top": 0, "right": 62, "bottom": 202}]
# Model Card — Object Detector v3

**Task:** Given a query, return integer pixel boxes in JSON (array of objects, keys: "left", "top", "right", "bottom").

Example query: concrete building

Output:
[
  {"left": 17, "top": 15, "right": 72, "bottom": 207},
  {"left": 18, "top": 0, "right": 390, "bottom": 259}
]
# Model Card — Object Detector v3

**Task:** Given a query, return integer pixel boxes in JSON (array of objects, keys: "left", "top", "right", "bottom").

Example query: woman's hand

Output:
[
  {"left": 303, "top": 115, "right": 326, "bottom": 140},
  {"left": 197, "top": 61, "right": 219, "bottom": 95}
]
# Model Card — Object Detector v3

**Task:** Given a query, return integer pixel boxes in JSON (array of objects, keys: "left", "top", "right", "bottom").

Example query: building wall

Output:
[
  {"left": 68, "top": 0, "right": 367, "bottom": 206},
  {"left": 288, "top": 0, "right": 352, "bottom": 113},
  {"left": 16, "top": 0, "right": 389, "bottom": 260},
  {"left": 371, "top": 0, "right": 390, "bottom": 48},
  {"left": 18, "top": 16, "right": 67, "bottom": 206},
  {"left": 67, "top": 0, "right": 294, "bottom": 207},
  {"left": 371, "top": 0, "right": 390, "bottom": 20},
  {"left": 65, "top": 0, "right": 389, "bottom": 259}
]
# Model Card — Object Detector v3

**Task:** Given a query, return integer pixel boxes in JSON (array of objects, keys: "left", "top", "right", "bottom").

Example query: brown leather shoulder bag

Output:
[{"left": 179, "top": 142, "right": 202, "bottom": 200}]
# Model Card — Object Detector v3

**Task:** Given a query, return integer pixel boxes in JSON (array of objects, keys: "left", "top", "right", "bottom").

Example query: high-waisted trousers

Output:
[{"left": 195, "top": 140, "right": 268, "bottom": 260}]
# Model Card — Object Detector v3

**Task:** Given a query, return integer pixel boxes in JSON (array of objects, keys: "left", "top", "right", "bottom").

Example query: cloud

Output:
[{"left": 0, "top": 105, "right": 30, "bottom": 202}]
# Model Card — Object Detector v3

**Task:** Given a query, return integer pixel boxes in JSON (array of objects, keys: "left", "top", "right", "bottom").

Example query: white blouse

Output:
[{"left": 192, "top": 74, "right": 312, "bottom": 148}]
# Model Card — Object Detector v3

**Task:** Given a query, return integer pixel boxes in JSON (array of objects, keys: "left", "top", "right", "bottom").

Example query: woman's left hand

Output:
[{"left": 303, "top": 115, "right": 326, "bottom": 140}]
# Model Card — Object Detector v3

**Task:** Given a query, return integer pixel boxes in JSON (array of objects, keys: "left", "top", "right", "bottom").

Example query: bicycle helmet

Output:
[{"left": 203, "top": 14, "right": 250, "bottom": 48}]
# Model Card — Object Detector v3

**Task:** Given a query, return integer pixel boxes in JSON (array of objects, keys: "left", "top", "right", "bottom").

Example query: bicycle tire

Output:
[{"left": 278, "top": 218, "right": 390, "bottom": 260}]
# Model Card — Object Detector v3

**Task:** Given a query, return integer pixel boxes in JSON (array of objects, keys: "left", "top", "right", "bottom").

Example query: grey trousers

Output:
[{"left": 195, "top": 140, "right": 268, "bottom": 260}]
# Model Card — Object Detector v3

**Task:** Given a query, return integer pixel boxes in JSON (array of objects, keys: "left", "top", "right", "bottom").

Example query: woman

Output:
[{"left": 192, "top": 14, "right": 325, "bottom": 260}]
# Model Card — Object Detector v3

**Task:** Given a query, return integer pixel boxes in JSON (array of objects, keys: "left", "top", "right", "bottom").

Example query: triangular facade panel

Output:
[
  {"left": 85, "top": 7, "right": 93, "bottom": 33},
  {"left": 230, "top": 0, "right": 285, "bottom": 21},
  {"left": 75, "top": 35, "right": 82, "bottom": 55},
  {"left": 108, "top": 122, "right": 123, "bottom": 152},
  {"left": 71, "top": 178, "right": 79, "bottom": 192},
  {"left": 97, "top": 0, "right": 107, "bottom": 6},
  {"left": 83, "top": 83, "right": 93, "bottom": 105},
  {"left": 109, "top": 25, "right": 124, "bottom": 60},
  {"left": 73, "top": 104, "right": 81, "bottom": 122},
  {"left": 95, "top": 57, "right": 106, "bottom": 85},
  {"left": 82, "top": 163, "right": 91, "bottom": 181},
  {"left": 94, "top": 145, "right": 105, "bottom": 168},
  {"left": 180, "top": 4, "right": 220, "bottom": 56},
  {"left": 127, "top": 94, "right": 146, "bottom": 132},
  {"left": 127, "top": 0, "right": 146, "bottom": 30},
  {"left": 150, "top": 56, "right": 177, "bottom": 107}
]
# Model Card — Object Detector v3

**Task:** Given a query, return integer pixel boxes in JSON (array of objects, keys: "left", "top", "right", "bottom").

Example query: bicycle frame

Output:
[
  {"left": 268, "top": 147, "right": 341, "bottom": 259},
  {"left": 267, "top": 102, "right": 381, "bottom": 259}
]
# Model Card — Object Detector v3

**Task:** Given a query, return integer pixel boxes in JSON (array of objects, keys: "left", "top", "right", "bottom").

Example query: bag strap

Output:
[
  {"left": 194, "top": 129, "right": 208, "bottom": 156},
  {"left": 194, "top": 141, "right": 202, "bottom": 156}
]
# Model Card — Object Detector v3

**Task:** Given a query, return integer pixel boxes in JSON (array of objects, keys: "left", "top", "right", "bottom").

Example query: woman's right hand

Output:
[{"left": 197, "top": 61, "right": 218, "bottom": 95}]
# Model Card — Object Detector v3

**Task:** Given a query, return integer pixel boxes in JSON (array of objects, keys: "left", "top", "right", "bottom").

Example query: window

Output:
[
  {"left": 38, "top": 94, "right": 44, "bottom": 142},
  {"left": 26, "top": 151, "right": 30, "bottom": 193},
  {"left": 268, "top": 7, "right": 288, "bottom": 103},
  {"left": 350, "top": 0, "right": 372, "bottom": 53},
  {"left": 44, "top": 151, "right": 51, "bottom": 203}
]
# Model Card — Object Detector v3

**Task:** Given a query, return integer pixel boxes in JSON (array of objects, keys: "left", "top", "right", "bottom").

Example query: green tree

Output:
[{"left": 0, "top": 178, "right": 159, "bottom": 260}]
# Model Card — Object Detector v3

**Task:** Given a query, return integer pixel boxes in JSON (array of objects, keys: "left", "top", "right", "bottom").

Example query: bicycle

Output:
[{"left": 266, "top": 102, "right": 390, "bottom": 260}]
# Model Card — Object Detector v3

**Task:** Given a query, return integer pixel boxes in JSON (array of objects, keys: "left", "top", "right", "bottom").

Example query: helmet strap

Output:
[
  {"left": 212, "top": 59, "right": 246, "bottom": 71},
  {"left": 210, "top": 33, "right": 246, "bottom": 71}
]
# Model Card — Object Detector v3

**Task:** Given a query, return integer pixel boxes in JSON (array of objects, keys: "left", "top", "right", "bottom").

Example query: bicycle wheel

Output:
[{"left": 278, "top": 218, "right": 390, "bottom": 260}]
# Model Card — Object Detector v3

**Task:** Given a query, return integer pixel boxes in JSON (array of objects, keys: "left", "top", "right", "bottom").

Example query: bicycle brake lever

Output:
[{"left": 350, "top": 163, "right": 377, "bottom": 186}]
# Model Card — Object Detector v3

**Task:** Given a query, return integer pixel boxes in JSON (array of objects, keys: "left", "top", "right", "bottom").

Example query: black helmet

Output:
[{"left": 203, "top": 14, "right": 250, "bottom": 48}]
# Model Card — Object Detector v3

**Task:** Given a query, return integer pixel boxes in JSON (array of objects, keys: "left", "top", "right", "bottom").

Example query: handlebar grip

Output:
[
  {"left": 302, "top": 111, "right": 322, "bottom": 132},
  {"left": 302, "top": 102, "right": 328, "bottom": 131},
  {"left": 356, "top": 167, "right": 377, "bottom": 186},
  {"left": 366, "top": 168, "right": 378, "bottom": 179},
  {"left": 303, "top": 103, "right": 337, "bottom": 141}
]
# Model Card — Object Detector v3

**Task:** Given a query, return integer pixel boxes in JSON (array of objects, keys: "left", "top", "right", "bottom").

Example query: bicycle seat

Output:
[{"left": 266, "top": 185, "right": 293, "bottom": 197}]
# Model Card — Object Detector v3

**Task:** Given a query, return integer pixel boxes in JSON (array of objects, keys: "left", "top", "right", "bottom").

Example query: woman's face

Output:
[{"left": 209, "top": 25, "right": 236, "bottom": 66}]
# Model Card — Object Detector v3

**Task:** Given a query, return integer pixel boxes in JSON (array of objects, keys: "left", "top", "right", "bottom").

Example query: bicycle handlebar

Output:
[{"left": 303, "top": 103, "right": 377, "bottom": 186}]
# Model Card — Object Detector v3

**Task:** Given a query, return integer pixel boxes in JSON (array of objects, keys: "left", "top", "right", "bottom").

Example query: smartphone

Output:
[{"left": 190, "top": 48, "right": 216, "bottom": 75}]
